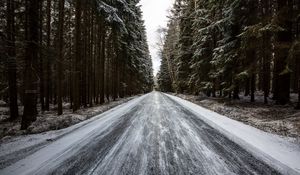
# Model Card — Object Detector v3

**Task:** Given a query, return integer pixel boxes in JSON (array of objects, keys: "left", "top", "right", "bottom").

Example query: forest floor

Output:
[
  {"left": 172, "top": 92, "right": 300, "bottom": 139},
  {"left": 0, "top": 96, "right": 139, "bottom": 139}
]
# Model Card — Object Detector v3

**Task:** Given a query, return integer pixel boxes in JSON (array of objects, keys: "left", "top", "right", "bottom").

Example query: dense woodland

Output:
[
  {"left": 158, "top": 0, "right": 300, "bottom": 108},
  {"left": 0, "top": 0, "right": 153, "bottom": 129}
]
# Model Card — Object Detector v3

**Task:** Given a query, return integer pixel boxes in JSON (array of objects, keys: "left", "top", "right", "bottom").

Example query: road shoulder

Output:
[
  {"left": 165, "top": 93, "right": 300, "bottom": 175},
  {"left": 0, "top": 94, "right": 146, "bottom": 170}
]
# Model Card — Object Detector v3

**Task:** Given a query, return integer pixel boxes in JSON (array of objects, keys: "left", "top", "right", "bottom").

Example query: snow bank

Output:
[
  {"left": 174, "top": 93, "right": 300, "bottom": 138},
  {"left": 165, "top": 93, "right": 300, "bottom": 175}
]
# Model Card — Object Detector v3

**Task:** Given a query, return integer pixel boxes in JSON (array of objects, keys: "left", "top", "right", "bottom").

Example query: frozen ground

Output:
[
  {"left": 174, "top": 93, "right": 300, "bottom": 139},
  {"left": 166, "top": 94, "right": 300, "bottom": 175},
  {"left": 0, "top": 96, "right": 138, "bottom": 139},
  {"left": 1, "top": 92, "right": 299, "bottom": 175}
]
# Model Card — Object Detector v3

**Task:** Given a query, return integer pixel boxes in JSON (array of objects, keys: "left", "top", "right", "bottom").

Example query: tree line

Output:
[
  {"left": 158, "top": 0, "right": 300, "bottom": 108},
  {"left": 0, "top": 0, "right": 153, "bottom": 129}
]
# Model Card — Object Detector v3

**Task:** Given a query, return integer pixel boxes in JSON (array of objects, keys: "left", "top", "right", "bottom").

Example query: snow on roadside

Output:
[
  {"left": 0, "top": 94, "right": 148, "bottom": 173},
  {"left": 0, "top": 96, "right": 141, "bottom": 169},
  {"left": 0, "top": 96, "right": 139, "bottom": 139},
  {"left": 165, "top": 93, "right": 300, "bottom": 175},
  {"left": 174, "top": 93, "right": 300, "bottom": 138}
]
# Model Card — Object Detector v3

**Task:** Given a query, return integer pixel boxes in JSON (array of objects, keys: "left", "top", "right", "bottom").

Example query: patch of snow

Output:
[
  {"left": 0, "top": 130, "right": 62, "bottom": 158},
  {"left": 0, "top": 100, "right": 7, "bottom": 106},
  {"left": 166, "top": 93, "right": 300, "bottom": 175},
  {"left": 0, "top": 96, "right": 139, "bottom": 138},
  {"left": 0, "top": 94, "right": 148, "bottom": 175},
  {"left": 174, "top": 93, "right": 300, "bottom": 138},
  {"left": 0, "top": 95, "right": 141, "bottom": 170}
]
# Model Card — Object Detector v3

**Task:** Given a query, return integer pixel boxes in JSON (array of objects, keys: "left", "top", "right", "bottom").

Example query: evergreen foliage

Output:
[
  {"left": 0, "top": 0, "right": 153, "bottom": 129},
  {"left": 158, "top": 0, "right": 300, "bottom": 107}
]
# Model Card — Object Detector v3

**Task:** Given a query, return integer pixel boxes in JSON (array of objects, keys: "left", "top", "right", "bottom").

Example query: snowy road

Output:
[{"left": 1, "top": 92, "right": 297, "bottom": 175}]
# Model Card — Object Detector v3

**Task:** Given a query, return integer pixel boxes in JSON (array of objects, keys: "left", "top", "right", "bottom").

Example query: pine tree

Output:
[
  {"left": 273, "top": 0, "right": 293, "bottom": 105},
  {"left": 1, "top": 0, "right": 153, "bottom": 130},
  {"left": 176, "top": 0, "right": 194, "bottom": 93},
  {"left": 45, "top": 0, "right": 51, "bottom": 111},
  {"left": 260, "top": 0, "right": 272, "bottom": 104},
  {"left": 39, "top": 0, "right": 45, "bottom": 111},
  {"left": 22, "top": 0, "right": 40, "bottom": 129},
  {"left": 56, "top": 0, "right": 65, "bottom": 115},
  {"left": 72, "top": 0, "right": 81, "bottom": 112},
  {"left": 154, "top": 0, "right": 300, "bottom": 111},
  {"left": 158, "top": 52, "right": 173, "bottom": 92},
  {"left": 6, "top": 0, "right": 18, "bottom": 120}
]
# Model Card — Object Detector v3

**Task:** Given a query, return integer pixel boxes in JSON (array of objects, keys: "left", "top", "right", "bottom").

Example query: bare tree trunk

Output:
[
  {"left": 112, "top": 29, "right": 118, "bottom": 101},
  {"left": 73, "top": 0, "right": 82, "bottom": 112},
  {"left": 251, "top": 73, "right": 256, "bottom": 102},
  {"left": 99, "top": 23, "right": 105, "bottom": 104},
  {"left": 233, "top": 82, "right": 240, "bottom": 100},
  {"left": 119, "top": 46, "right": 126, "bottom": 98},
  {"left": 274, "top": 0, "right": 292, "bottom": 105},
  {"left": 244, "top": 78, "right": 250, "bottom": 96},
  {"left": 95, "top": 22, "right": 100, "bottom": 104},
  {"left": 82, "top": 2, "right": 87, "bottom": 108},
  {"left": 297, "top": 79, "right": 300, "bottom": 109},
  {"left": 6, "top": 0, "right": 19, "bottom": 120},
  {"left": 261, "top": 0, "right": 271, "bottom": 104},
  {"left": 106, "top": 33, "right": 112, "bottom": 102},
  {"left": 262, "top": 33, "right": 271, "bottom": 104},
  {"left": 39, "top": 0, "right": 45, "bottom": 111},
  {"left": 45, "top": 0, "right": 51, "bottom": 111},
  {"left": 22, "top": 0, "right": 39, "bottom": 129},
  {"left": 296, "top": 3, "right": 300, "bottom": 108},
  {"left": 89, "top": 10, "right": 93, "bottom": 105},
  {"left": 56, "top": 0, "right": 65, "bottom": 115}
]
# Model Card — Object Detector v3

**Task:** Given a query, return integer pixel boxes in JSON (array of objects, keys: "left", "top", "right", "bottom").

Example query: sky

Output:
[{"left": 140, "top": 0, "right": 174, "bottom": 76}]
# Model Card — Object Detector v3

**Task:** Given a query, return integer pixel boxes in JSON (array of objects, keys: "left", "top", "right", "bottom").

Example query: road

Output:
[{"left": 1, "top": 92, "right": 281, "bottom": 175}]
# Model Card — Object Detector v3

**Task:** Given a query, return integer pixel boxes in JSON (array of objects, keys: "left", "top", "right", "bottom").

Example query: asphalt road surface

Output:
[{"left": 1, "top": 92, "right": 281, "bottom": 175}]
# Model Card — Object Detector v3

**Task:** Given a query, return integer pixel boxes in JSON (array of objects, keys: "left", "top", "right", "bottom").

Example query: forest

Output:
[
  {"left": 0, "top": 0, "right": 154, "bottom": 129},
  {"left": 158, "top": 0, "right": 300, "bottom": 109},
  {"left": 1, "top": 0, "right": 300, "bottom": 174}
]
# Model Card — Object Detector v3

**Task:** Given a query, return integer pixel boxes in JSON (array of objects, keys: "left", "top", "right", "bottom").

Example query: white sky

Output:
[{"left": 140, "top": 0, "right": 174, "bottom": 76}]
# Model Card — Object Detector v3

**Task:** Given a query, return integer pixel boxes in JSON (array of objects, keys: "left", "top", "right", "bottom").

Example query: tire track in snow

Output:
[
  {"left": 53, "top": 92, "right": 280, "bottom": 175},
  {"left": 1, "top": 92, "right": 282, "bottom": 175}
]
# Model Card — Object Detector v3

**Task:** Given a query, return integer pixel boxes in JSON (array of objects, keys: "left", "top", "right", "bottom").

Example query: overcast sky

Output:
[{"left": 140, "top": 0, "right": 174, "bottom": 76}]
